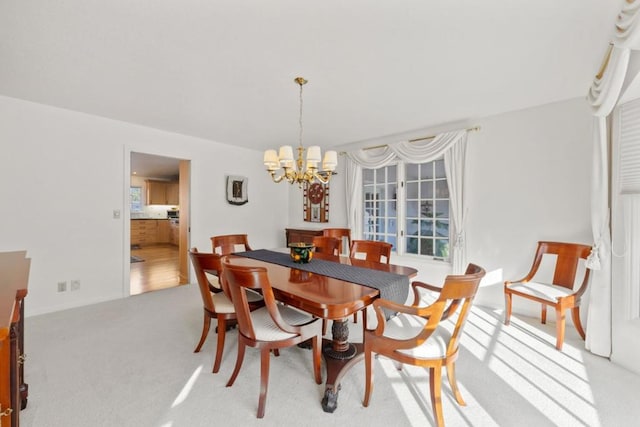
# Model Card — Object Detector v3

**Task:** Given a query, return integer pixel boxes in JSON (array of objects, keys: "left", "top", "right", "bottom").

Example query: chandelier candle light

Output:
[{"left": 263, "top": 77, "right": 338, "bottom": 187}]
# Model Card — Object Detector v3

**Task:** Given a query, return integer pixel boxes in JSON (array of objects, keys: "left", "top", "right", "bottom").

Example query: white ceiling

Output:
[{"left": 0, "top": 1, "right": 622, "bottom": 153}]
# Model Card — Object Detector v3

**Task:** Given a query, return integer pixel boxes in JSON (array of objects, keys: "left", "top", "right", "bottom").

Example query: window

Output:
[
  {"left": 363, "top": 165, "right": 398, "bottom": 250},
  {"left": 363, "top": 159, "right": 450, "bottom": 261},
  {"left": 130, "top": 186, "right": 143, "bottom": 213}
]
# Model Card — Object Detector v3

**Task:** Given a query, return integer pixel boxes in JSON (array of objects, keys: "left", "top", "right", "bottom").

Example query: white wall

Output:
[
  {"left": 325, "top": 97, "right": 594, "bottom": 315},
  {"left": 287, "top": 159, "right": 348, "bottom": 230},
  {"left": 0, "top": 95, "right": 289, "bottom": 316},
  {"left": 467, "top": 97, "right": 593, "bottom": 314},
  {"left": 0, "top": 93, "right": 594, "bottom": 321}
]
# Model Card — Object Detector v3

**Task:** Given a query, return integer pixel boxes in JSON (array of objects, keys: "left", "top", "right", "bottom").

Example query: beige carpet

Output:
[{"left": 19, "top": 283, "right": 640, "bottom": 427}]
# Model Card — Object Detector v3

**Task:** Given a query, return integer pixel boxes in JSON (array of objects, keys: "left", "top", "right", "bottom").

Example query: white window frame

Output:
[{"left": 362, "top": 158, "right": 450, "bottom": 262}]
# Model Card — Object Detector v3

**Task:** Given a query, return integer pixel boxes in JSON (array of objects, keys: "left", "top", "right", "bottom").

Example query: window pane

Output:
[
  {"left": 406, "top": 219, "right": 418, "bottom": 236},
  {"left": 375, "top": 185, "right": 386, "bottom": 199},
  {"left": 406, "top": 237, "right": 418, "bottom": 254},
  {"left": 406, "top": 200, "right": 419, "bottom": 218},
  {"left": 388, "top": 236, "right": 397, "bottom": 251},
  {"left": 420, "top": 219, "right": 433, "bottom": 236},
  {"left": 435, "top": 180, "right": 449, "bottom": 198},
  {"left": 436, "top": 220, "right": 449, "bottom": 237},
  {"left": 421, "top": 181, "right": 433, "bottom": 198},
  {"left": 376, "top": 169, "right": 385, "bottom": 184},
  {"left": 363, "top": 169, "right": 374, "bottom": 185},
  {"left": 406, "top": 163, "right": 419, "bottom": 181},
  {"left": 406, "top": 182, "right": 418, "bottom": 199},
  {"left": 387, "top": 165, "right": 397, "bottom": 182},
  {"left": 376, "top": 218, "right": 386, "bottom": 233},
  {"left": 420, "top": 238, "right": 433, "bottom": 256},
  {"left": 387, "top": 183, "right": 397, "bottom": 200},
  {"left": 130, "top": 187, "right": 143, "bottom": 212},
  {"left": 376, "top": 200, "right": 386, "bottom": 216},
  {"left": 421, "top": 163, "right": 433, "bottom": 180},
  {"left": 420, "top": 200, "right": 433, "bottom": 218},
  {"left": 387, "top": 218, "right": 397, "bottom": 233},
  {"left": 364, "top": 187, "right": 375, "bottom": 200},
  {"left": 435, "top": 200, "right": 449, "bottom": 219},
  {"left": 387, "top": 201, "right": 397, "bottom": 216},
  {"left": 435, "top": 239, "right": 449, "bottom": 258},
  {"left": 434, "top": 159, "right": 446, "bottom": 179}
]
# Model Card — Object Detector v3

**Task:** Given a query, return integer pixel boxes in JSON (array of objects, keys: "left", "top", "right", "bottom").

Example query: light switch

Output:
[{"left": 113, "top": 209, "right": 121, "bottom": 219}]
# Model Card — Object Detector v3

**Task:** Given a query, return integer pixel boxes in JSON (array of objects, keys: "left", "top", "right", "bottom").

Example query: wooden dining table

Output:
[{"left": 223, "top": 250, "right": 417, "bottom": 413}]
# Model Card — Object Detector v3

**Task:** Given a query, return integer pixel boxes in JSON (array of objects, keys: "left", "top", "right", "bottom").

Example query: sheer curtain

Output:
[
  {"left": 583, "top": 0, "right": 640, "bottom": 357},
  {"left": 345, "top": 130, "right": 468, "bottom": 273}
]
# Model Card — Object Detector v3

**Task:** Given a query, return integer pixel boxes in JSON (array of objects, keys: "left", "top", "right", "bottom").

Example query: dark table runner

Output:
[{"left": 235, "top": 249, "right": 409, "bottom": 319}]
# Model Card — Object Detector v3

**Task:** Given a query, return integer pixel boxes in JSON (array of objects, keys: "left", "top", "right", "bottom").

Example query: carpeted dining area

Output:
[{"left": 19, "top": 282, "right": 640, "bottom": 427}]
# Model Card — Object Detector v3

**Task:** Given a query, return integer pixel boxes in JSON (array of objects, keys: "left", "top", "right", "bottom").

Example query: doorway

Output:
[{"left": 129, "top": 152, "right": 190, "bottom": 295}]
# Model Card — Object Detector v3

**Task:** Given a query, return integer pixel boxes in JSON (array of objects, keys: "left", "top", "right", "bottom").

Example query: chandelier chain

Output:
[{"left": 298, "top": 80, "right": 304, "bottom": 148}]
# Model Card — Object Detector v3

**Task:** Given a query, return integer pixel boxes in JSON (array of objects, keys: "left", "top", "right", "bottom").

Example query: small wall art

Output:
[{"left": 226, "top": 175, "right": 248, "bottom": 205}]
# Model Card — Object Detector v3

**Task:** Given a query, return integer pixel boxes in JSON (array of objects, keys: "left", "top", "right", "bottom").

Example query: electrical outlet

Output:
[
  {"left": 70, "top": 280, "right": 81, "bottom": 291},
  {"left": 57, "top": 281, "right": 67, "bottom": 292},
  {"left": 113, "top": 209, "right": 121, "bottom": 219}
]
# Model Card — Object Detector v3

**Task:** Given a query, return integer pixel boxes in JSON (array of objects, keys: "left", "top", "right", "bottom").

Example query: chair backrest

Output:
[
  {"left": 527, "top": 241, "right": 592, "bottom": 293},
  {"left": 189, "top": 248, "right": 223, "bottom": 313},
  {"left": 211, "top": 234, "right": 252, "bottom": 255},
  {"left": 312, "top": 236, "right": 340, "bottom": 256},
  {"left": 322, "top": 228, "right": 351, "bottom": 255},
  {"left": 431, "top": 263, "right": 486, "bottom": 355},
  {"left": 350, "top": 240, "right": 392, "bottom": 264},
  {"left": 221, "top": 259, "right": 298, "bottom": 341}
]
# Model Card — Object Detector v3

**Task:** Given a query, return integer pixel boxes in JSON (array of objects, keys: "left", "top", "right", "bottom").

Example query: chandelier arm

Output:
[
  {"left": 269, "top": 171, "right": 286, "bottom": 183},
  {"left": 312, "top": 171, "right": 332, "bottom": 184}
]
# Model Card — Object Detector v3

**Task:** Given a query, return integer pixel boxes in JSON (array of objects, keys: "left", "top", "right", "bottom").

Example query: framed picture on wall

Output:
[
  {"left": 303, "top": 181, "right": 329, "bottom": 222},
  {"left": 226, "top": 175, "right": 248, "bottom": 205}
]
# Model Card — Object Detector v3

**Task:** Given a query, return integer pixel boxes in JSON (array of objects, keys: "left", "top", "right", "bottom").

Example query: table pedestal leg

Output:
[{"left": 321, "top": 317, "right": 363, "bottom": 413}]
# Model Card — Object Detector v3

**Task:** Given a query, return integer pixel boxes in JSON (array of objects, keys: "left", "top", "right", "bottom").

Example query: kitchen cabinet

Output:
[
  {"left": 131, "top": 220, "right": 158, "bottom": 246},
  {"left": 157, "top": 220, "right": 170, "bottom": 243},
  {"left": 169, "top": 221, "right": 179, "bottom": 246},
  {"left": 146, "top": 180, "right": 179, "bottom": 205},
  {"left": 131, "top": 220, "right": 173, "bottom": 246},
  {"left": 166, "top": 183, "right": 179, "bottom": 205}
]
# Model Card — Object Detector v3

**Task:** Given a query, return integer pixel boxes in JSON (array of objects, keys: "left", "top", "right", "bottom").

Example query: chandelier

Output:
[{"left": 263, "top": 77, "right": 337, "bottom": 187}]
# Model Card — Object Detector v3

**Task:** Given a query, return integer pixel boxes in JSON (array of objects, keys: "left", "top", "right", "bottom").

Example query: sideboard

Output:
[
  {"left": 285, "top": 228, "right": 324, "bottom": 245},
  {"left": 0, "top": 251, "right": 30, "bottom": 427}
]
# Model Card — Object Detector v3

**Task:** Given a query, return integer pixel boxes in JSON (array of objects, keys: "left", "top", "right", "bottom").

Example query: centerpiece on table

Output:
[{"left": 288, "top": 242, "right": 314, "bottom": 264}]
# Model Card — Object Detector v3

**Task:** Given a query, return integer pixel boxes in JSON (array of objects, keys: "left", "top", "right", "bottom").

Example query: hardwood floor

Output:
[{"left": 130, "top": 244, "right": 182, "bottom": 295}]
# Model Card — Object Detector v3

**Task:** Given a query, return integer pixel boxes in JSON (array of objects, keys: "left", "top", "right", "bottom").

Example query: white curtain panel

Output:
[
  {"left": 345, "top": 130, "right": 467, "bottom": 268},
  {"left": 444, "top": 133, "right": 469, "bottom": 274},
  {"left": 582, "top": 0, "right": 640, "bottom": 357},
  {"left": 345, "top": 157, "right": 363, "bottom": 240}
]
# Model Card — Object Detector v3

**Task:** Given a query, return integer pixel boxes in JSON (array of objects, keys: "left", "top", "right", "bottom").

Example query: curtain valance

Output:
[{"left": 345, "top": 129, "right": 469, "bottom": 273}]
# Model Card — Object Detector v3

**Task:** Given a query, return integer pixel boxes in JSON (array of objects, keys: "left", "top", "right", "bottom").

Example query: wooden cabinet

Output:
[
  {"left": 146, "top": 180, "right": 179, "bottom": 205},
  {"left": 1, "top": 251, "right": 30, "bottom": 427},
  {"left": 157, "top": 220, "right": 170, "bottom": 243},
  {"left": 132, "top": 220, "right": 173, "bottom": 246},
  {"left": 131, "top": 220, "right": 158, "bottom": 246},
  {"left": 166, "top": 182, "right": 179, "bottom": 205},
  {"left": 285, "top": 228, "right": 324, "bottom": 245},
  {"left": 169, "top": 221, "right": 179, "bottom": 246}
]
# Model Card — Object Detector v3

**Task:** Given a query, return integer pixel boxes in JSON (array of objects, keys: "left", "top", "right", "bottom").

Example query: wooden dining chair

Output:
[
  {"left": 350, "top": 240, "right": 392, "bottom": 264},
  {"left": 504, "top": 241, "right": 592, "bottom": 350},
  {"left": 189, "top": 248, "right": 263, "bottom": 373},
  {"left": 312, "top": 236, "right": 340, "bottom": 256},
  {"left": 221, "top": 259, "right": 323, "bottom": 418},
  {"left": 322, "top": 228, "right": 351, "bottom": 255},
  {"left": 210, "top": 234, "right": 252, "bottom": 255},
  {"left": 363, "top": 264, "right": 486, "bottom": 427}
]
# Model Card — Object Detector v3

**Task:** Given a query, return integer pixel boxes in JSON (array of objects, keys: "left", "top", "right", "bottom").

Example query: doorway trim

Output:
[{"left": 123, "top": 147, "right": 191, "bottom": 297}]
